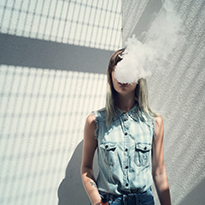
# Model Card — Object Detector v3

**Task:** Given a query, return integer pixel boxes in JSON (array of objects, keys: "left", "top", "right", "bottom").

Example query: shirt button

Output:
[
  {"left": 125, "top": 183, "right": 129, "bottom": 187},
  {"left": 125, "top": 166, "right": 128, "bottom": 169},
  {"left": 125, "top": 148, "right": 128, "bottom": 152},
  {"left": 125, "top": 132, "right": 128, "bottom": 135}
]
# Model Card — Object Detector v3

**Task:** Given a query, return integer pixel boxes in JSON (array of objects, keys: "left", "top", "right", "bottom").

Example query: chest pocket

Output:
[
  {"left": 99, "top": 142, "right": 117, "bottom": 166},
  {"left": 135, "top": 143, "right": 152, "bottom": 167}
]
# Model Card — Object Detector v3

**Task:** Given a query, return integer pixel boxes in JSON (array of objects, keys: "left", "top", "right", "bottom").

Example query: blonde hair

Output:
[{"left": 105, "top": 49, "right": 159, "bottom": 125}]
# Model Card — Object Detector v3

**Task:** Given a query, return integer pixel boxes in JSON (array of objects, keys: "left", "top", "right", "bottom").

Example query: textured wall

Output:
[
  {"left": 0, "top": 0, "right": 121, "bottom": 204},
  {"left": 0, "top": 66, "right": 107, "bottom": 205},
  {"left": 121, "top": 0, "right": 205, "bottom": 204}
]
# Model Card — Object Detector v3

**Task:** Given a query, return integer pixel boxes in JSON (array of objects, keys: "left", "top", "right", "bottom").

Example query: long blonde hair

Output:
[{"left": 105, "top": 49, "right": 158, "bottom": 125}]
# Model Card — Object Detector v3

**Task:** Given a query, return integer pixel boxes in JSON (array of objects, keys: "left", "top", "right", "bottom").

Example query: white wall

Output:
[
  {"left": 0, "top": 66, "right": 107, "bottom": 205},
  {"left": 121, "top": 0, "right": 205, "bottom": 204},
  {"left": 0, "top": 0, "right": 122, "bottom": 204}
]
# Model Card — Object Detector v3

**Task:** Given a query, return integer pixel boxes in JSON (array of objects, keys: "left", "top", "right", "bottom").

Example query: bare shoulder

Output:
[
  {"left": 154, "top": 116, "right": 164, "bottom": 127},
  {"left": 84, "top": 113, "right": 97, "bottom": 135},
  {"left": 154, "top": 116, "right": 164, "bottom": 138},
  {"left": 86, "top": 113, "right": 96, "bottom": 126}
]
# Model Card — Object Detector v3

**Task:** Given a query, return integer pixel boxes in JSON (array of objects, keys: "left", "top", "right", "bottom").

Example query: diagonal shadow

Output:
[
  {"left": 122, "top": 0, "right": 164, "bottom": 41},
  {"left": 179, "top": 178, "right": 205, "bottom": 205}
]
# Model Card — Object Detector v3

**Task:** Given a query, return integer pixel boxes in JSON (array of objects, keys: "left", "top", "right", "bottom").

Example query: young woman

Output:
[{"left": 81, "top": 49, "right": 171, "bottom": 205}]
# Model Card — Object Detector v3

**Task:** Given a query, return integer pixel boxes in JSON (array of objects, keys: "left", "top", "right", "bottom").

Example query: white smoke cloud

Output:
[{"left": 114, "top": 1, "right": 184, "bottom": 84}]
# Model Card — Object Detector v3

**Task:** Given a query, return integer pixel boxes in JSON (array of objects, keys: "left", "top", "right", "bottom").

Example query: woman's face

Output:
[{"left": 111, "top": 68, "right": 137, "bottom": 96}]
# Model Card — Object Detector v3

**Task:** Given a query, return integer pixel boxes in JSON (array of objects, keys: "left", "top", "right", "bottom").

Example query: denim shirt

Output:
[{"left": 93, "top": 105, "right": 155, "bottom": 195}]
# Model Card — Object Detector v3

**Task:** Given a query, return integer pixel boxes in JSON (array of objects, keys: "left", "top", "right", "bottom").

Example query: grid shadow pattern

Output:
[
  {"left": 0, "top": 66, "right": 107, "bottom": 205},
  {"left": 0, "top": 1, "right": 123, "bottom": 204},
  {"left": 0, "top": 0, "right": 122, "bottom": 50}
]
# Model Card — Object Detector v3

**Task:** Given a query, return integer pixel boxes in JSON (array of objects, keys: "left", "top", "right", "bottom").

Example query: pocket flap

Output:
[
  {"left": 135, "top": 143, "right": 151, "bottom": 151},
  {"left": 100, "top": 142, "right": 117, "bottom": 151}
]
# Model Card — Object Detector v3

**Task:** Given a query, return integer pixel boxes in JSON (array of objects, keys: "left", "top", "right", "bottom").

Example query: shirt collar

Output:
[{"left": 113, "top": 104, "right": 139, "bottom": 121}]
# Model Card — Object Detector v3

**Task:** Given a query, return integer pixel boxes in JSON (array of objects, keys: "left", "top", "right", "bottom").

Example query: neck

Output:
[{"left": 116, "top": 93, "right": 136, "bottom": 112}]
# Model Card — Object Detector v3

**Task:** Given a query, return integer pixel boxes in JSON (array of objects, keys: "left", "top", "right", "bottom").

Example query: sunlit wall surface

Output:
[
  {"left": 0, "top": 0, "right": 122, "bottom": 50},
  {"left": 0, "top": 66, "right": 107, "bottom": 204},
  {"left": 0, "top": 0, "right": 122, "bottom": 204}
]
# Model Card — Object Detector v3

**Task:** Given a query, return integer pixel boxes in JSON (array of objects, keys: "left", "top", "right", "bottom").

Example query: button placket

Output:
[
  {"left": 124, "top": 132, "right": 129, "bottom": 176},
  {"left": 123, "top": 114, "right": 130, "bottom": 130},
  {"left": 122, "top": 113, "right": 130, "bottom": 187}
]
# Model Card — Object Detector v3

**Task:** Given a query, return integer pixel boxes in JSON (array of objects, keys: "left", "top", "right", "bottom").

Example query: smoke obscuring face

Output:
[{"left": 115, "top": 1, "right": 184, "bottom": 84}]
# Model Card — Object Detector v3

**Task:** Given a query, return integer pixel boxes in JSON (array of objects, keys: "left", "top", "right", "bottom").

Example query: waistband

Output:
[{"left": 99, "top": 187, "right": 152, "bottom": 203}]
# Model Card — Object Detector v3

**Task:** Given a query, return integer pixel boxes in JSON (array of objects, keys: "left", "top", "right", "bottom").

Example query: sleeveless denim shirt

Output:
[{"left": 93, "top": 105, "right": 155, "bottom": 195}]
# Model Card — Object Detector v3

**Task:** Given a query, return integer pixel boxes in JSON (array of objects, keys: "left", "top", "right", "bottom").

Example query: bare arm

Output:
[
  {"left": 81, "top": 113, "right": 101, "bottom": 205},
  {"left": 152, "top": 117, "right": 171, "bottom": 205}
]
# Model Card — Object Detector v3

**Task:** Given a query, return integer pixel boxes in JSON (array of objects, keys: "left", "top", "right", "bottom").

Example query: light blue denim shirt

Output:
[{"left": 94, "top": 105, "right": 155, "bottom": 195}]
